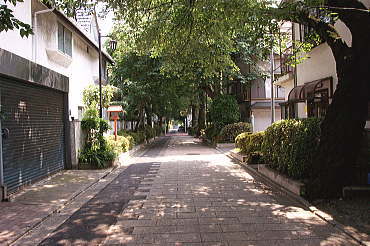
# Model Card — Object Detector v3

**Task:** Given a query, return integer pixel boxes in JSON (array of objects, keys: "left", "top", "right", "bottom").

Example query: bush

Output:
[
  {"left": 188, "top": 126, "right": 198, "bottom": 136},
  {"left": 78, "top": 144, "right": 116, "bottom": 168},
  {"left": 219, "top": 122, "right": 252, "bottom": 143},
  {"left": 117, "top": 130, "right": 135, "bottom": 149},
  {"left": 130, "top": 131, "right": 146, "bottom": 144},
  {"left": 208, "top": 95, "right": 240, "bottom": 129},
  {"left": 235, "top": 131, "right": 265, "bottom": 164},
  {"left": 154, "top": 125, "right": 164, "bottom": 136},
  {"left": 79, "top": 107, "right": 115, "bottom": 168},
  {"left": 144, "top": 125, "right": 156, "bottom": 141},
  {"left": 106, "top": 135, "right": 130, "bottom": 156},
  {"left": 262, "top": 118, "right": 321, "bottom": 180}
]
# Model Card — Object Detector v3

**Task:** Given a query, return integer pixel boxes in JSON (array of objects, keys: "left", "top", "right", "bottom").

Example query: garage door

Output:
[{"left": 1, "top": 76, "right": 65, "bottom": 192}]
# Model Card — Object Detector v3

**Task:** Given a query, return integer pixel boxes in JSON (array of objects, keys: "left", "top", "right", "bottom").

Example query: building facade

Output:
[
  {"left": 276, "top": 19, "right": 370, "bottom": 129},
  {"left": 0, "top": 0, "right": 113, "bottom": 195}
]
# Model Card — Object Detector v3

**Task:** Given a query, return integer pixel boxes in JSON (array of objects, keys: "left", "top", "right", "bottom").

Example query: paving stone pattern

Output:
[
  {"left": 37, "top": 138, "right": 170, "bottom": 245},
  {"left": 101, "top": 136, "right": 358, "bottom": 246}
]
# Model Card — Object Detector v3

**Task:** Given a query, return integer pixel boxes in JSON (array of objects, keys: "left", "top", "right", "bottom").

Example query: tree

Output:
[
  {"left": 107, "top": 0, "right": 370, "bottom": 198},
  {"left": 43, "top": 0, "right": 370, "bottom": 198},
  {"left": 109, "top": 51, "right": 193, "bottom": 130},
  {"left": 275, "top": 1, "right": 370, "bottom": 198},
  {"left": 1, "top": 0, "right": 33, "bottom": 37},
  {"left": 82, "top": 84, "right": 118, "bottom": 109}
]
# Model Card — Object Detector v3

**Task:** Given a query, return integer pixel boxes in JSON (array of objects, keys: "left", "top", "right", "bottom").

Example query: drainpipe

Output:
[
  {"left": 270, "top": 38, "right": 275, "bottom": 124},
  {"left": 33, "top": 8, "right": 55, "bottom": 62},
  {"left": 0, "top": 89, "right": 5, "bottom": 201}
]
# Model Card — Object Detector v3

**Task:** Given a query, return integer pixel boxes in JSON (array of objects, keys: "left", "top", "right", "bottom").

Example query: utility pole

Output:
[
  {"left": 270, "top": 37, "right": 275, "bottom": 124},
  {"left": 98, "top": 31, "right": 103, "bottom": 118}
]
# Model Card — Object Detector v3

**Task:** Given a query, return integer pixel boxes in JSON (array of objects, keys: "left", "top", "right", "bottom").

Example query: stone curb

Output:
[
  {"left": 215, "top": 146, "right": 369, "bottom": 246},
  {"left": 8, "top": 137, "right": 156, "bottom": 246}
]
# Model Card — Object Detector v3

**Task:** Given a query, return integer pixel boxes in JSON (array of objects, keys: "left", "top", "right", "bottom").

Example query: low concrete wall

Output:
[
  {"left": 258, "top": 164, "right": 305, "bottom": 196},
  {"left": 216, "top": 143, "right": 235, "bottom": 148},
  {"left": 229, "top": 149, "right": 248, "bottom": 163},
  {"left": 69, "top": 120, "right": 85, "bottom": 169}
]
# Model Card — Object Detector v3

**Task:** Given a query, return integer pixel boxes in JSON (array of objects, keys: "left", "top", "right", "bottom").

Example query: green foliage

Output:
[
  {"left": 109, "top": 52, "right": 193, "bottom": 126},
  {"left": 188, "top": 126, "right": 198, "bottom": 136},
  {"left": 0, "top": 1, "right": 33, "bottom": 37},
  {"left": 117, "top": 130, "right": 135, "bottom": 149},
  {"left": 200, "top": 126, "right": 219, "bottom": 142},
  {"left": 154, "top": 125, "right": 164, "bottom": 136},
  {"left": 144, "top": 125, "right": 156, "bottom": 141},
  {"left": 106, "top": 135, "right": 130, "bottom": 156},
  {"left": 219, "top": 122, "right": 252, "bottom": 143},
  {"left": 79, "top": 107, "right": 115, "bottom": 168},
  {"left": 82, "top": 84, "right": 118, "bottom": 109},
  {"left": 121, "top": 131, "right": 146, "bottom": 145},
  {"left": 262, "top": 118, "right": 321, "bottom": 180},
  {"left": 208, "top": 95, "right": 240, "bottom": 129},
  {"left": 235, "top": 131, "right": 265, "bottom": 164}
]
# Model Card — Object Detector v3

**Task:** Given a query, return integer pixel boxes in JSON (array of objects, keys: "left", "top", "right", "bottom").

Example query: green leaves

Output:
[
  {"left": 82, "top": 84, "right": 118, "bottom": 109},
  {"left": 262, "top": 118, "right": 322, "bottom": 180},
  {"left": 0, "top": 2, "right": 33, "bottom": 37},
  {"left": 208, "top": 94, "right": 240, "bottom": 129}
]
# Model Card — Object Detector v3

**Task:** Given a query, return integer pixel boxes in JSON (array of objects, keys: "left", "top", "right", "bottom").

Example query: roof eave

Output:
[{"left": 52, "top": 9, "right": 115, "bottom": 64}]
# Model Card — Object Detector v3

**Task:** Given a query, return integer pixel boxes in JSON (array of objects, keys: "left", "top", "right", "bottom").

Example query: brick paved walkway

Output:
[{"left": 102, "top": 135, "right": 358, "bottom": 246}]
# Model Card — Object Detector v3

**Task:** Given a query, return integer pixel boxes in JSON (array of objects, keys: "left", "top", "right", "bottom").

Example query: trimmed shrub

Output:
[
  {"left": 144, "top": 125, "right": 156, "bottom": 141},
  {"left": 208, "top": 95, "right": 240, "bottom": 129},
  {"left": 262, "top": 118, "right": 321, "bottom": 180},
  {"left": 154, "top": 125, "right": 164, "bottom": 136},
  {"left": 204, "top": 126, "right": 218, "bottom": 141},
  {"left": 117, "top": 130, "right": 145, "bottom": 145},
  {"left": 130, "top": 131, "right": 146, "bottom": 144},
  {"left": 219, "top": 122, "right": 252, "bottom": 143},
  {"left": 188, "top": 126, "right": 198, "bottom": 136},
  {"left": 235, "top": 131, "right": 265, "bottom": 164},
  {"left": 117, "top": 130, "right": 135, "bottom": 149},
  {"left": 106, "top": 135, "right": 130, "bottom": 155}
]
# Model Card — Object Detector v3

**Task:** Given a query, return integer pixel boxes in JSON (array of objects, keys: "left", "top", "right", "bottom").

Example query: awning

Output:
[
  {"left": 302, "top": 77, "right": 333, "bottom": 100},
  {"left": 288, "top": 77, "right": 333, "bottom": 103},
  {"left": 288, "top": 85, "right": 304, "bottom": 103}
]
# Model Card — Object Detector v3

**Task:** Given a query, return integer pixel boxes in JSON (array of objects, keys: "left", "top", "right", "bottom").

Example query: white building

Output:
[
  {"left": 0, "top": 0, "right": 113, "bottom": 195},
  {"left": 250, "top": 55, "right": 285, "bottom": 133},
  {"left": 275, "top": 18, "right": 370, "bottom": 129}
]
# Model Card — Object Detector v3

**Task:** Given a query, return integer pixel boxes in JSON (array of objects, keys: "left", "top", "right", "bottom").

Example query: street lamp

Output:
[{"left": 98, "top": 31, "right": 117, "bottom": 118}]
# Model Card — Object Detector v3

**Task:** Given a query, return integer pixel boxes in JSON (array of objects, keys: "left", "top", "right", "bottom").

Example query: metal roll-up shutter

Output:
[{"left": 1, "top": 76, "right": 65, "bottom": 192}]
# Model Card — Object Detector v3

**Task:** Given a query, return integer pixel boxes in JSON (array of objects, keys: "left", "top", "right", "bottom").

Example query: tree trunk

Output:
[
  {"left": 309, "top": 36, "right": 370, "bottom": 198},
  {"left": 191, "top": 104, "right": 199, "bottom": 131},
  {"left": 198, "top": 91, "right": 206, "bottom": 133},
  {"left": 159, "top": 116, "right": 163, "bottom": 129},
  {"left": 145, "top": 105, "right": 153, "bottom": 126},
  {"left": 239, "top": 101, "right": 251, "bottom": 122}
]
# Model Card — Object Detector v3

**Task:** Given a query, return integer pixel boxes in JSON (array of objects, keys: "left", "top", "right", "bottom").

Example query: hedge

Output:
[
  {"left": 219, "top": 122, "right": 252, "bottom": 143},
  {"left": 235, "top": 131, "right": 265, "bottom": 164},
  {"left": 262, "top": 118, "right": 321, "bottom": 180},
  {"left": 106, "top": 135, "right": 130, "bottom": 156}
]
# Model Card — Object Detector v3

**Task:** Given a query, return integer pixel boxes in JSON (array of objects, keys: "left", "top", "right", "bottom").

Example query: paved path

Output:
[
  {"left": 102, "top": 135, "right": 356, "bottom": 245},
  {"left": 10, "top": 135, "right": 359, "bottom": 245}
]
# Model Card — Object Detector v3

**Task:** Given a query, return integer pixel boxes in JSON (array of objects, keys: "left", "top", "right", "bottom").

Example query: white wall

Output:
[
  {"left": 252, "top": 109, "right": 281, "bottom": 133},
  {"left": 293, "top": 20, "right": 354, "bottom": 118},
  {"left": 0, "top": 0, "right": 33, "bottom": 59},
  {"left": 30, "top": 0, "right": 104, "bottom": 120},
  {"left": 1, "top": 0, "right": 106, "bottom": 121}
]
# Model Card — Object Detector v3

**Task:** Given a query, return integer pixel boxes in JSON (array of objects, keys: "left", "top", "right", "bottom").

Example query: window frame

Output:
[{"left": 57, "top": 22, "right": 73, "bottom": 57}]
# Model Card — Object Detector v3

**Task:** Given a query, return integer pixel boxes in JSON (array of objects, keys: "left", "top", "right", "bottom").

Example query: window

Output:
[
  {"left": 306, "top": 89, "right": 330, "bottom": 118},
  {"left": 58, "top": 23, "right": 72, "bottom": 57}
]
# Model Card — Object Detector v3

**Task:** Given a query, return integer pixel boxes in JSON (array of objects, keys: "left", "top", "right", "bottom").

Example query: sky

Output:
[{"left": 96, "top": 3, "right": 115, "bottom": 44}]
